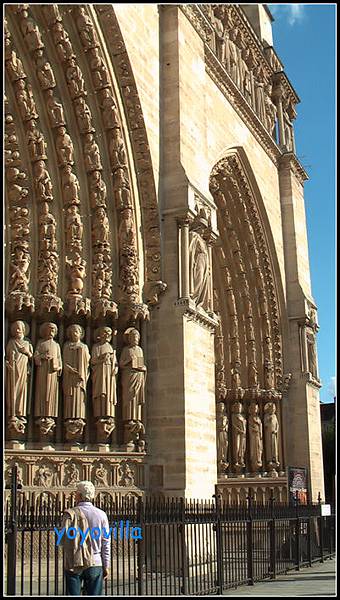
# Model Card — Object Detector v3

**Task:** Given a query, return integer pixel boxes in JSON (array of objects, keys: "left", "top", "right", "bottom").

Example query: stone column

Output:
[
  {"left": 178, "top": 217, "right": 191, "bottom": 299},
  {"left": 272, "top": 83, "right": 286, "bottom": 148},
  {"left": 279, "top": 153, "right": 324, "bottom": 501}
]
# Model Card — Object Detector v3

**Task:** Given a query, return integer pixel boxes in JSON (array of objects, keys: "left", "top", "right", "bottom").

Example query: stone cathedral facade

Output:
[{"left": 4, "top": 4, "right": 325, "bottom": 503}]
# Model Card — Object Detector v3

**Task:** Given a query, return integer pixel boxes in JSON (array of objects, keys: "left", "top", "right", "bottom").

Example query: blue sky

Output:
[{"left": 268, "top": 4, "right": 336, "bottom": 403}]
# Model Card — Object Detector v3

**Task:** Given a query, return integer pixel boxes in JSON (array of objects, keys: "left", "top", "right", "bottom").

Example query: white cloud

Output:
[
  {"left": 327, "top": 376, "right": 336, "bottom": 398},
  {"left": 268, "top": 4, "right": 306, "bottom": 26}
]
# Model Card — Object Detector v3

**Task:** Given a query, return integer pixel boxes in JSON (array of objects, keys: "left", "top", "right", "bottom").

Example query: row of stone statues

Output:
[
  {"left": 216, "top": 400, "right": 280, "bottom": 476},
  {"left": 5, "top": 321, "right": 146, "bottom": 450}
]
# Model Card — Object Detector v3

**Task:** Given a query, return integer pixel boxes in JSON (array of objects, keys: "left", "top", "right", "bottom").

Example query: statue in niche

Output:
[
  {"left": 34, "top": 160, "right": 53, "bottom": 203},
  {"left": 248, "top": 403, "right": 263, "bottom": 471},
  {"left": 6, "top": 48, "right": 25, "bottom": 81},
  {"left": 15, "top": 79, "right": 37, "bottom": 121},
  {"left": 212, "top": 5, "right": 227, "bottom": 64},
  {"left": 9, "top": 248, "right": 30, "bottom": 293},
  {"left": 120, "top": 328, "right": 146, "bottom": 423},
  {"left": 89, "top": 170, "right": 107, "bottom": 208},
  {"left": 265, "top": 83, "right": 277, "bottom": 136},
  {"left": 66, "top": 254, "right": 86, "bottom": 296},
  {"left": 264, "top": 402, "right": 279, "bottom": 468},
  {"left": 45, "top": 90, "right": 65, "bottom": 128},
  {"left": 89, "top": 48, "right": 110, "bottom": 89},
  {"left": 35, "top": 464, "right": 54, "bottom": 488},
  {"left": 11, "top": 207, "right": 30, "bottom": 240},
  {"left": 34, "top": 322, "right": 62, "bottom": 418},
  {"left": 53, "top": 23, "right": 75, "bottom": 62},
  {"left": 38, "top": 203, "right": 56, "bottom": 245},
  {"left": 100, "top": 89, "right": 120, "bottom": 129},
  {"left": 113, "top": 167, "right": 132, "bottom": 210},
  {"left": 216, "top": 402, "right": 229, "bottom": 471},
  {"left": 66, "top": 58, "right": 86, "bottom": 99},
  {"left": 26, "top": 120, "right": 47, "bottom": 161},
  {"left": 6, "top": 321, "right": 33, "bottom": 421},
  {"left": 231, "top": 402, "right": 246, "bottom": 468},
  {"left": 227, "top": 28, "right": 240, "bottom": 86},
  {"left": 248, "top": 362, "right": 258, "bottom": 388},
  {"left": 118, "top": 208, "right": 135, "bottom": 248},
  {"left": 21, "top": 16, "right": 44, "bottom": 53},
  {"left": 38, "top": 251, "right": 58, "bottom": 296},
  {"left": 93, "top": 462, "right": 108, "bottom": 486},
  {"left": 74, "top": 97, "right": 93, "bottom": 133},
  {"left": 84, "top": 133, "right": 102, "bottom": 172},
  {"left": 92, "top": 207, "right": 109, "bottom": 245},
  {"left": 36, "top": 56, "right": 56, "bottom": 90},
  {"left": 306, "top": 330, "right": 318, "bottom": 379},
  {"left": 66, "top": 205, "right": 83, "bottom": 246},
  {"left": 189, "top": 230, "right": 209, "bottom": 311},
  {"left": 76, "top": 7, "right": 99, "bottom": 50},
  {"left": 56, "top": 126, "right": 74, "bottom": 166},
  {"left": 254, "top": 67, "right": 266, "bottom": 123},
  {"left": 231, "top": 360, "right": 242, "bottom": 390},
  {"left": 264, "top": 358, "right": 274, "bottom": 389},
  {"left": 91, "top": 327, "right": 118, "bottom": 418},
  {"left": 66, "top": 462, "right": 80, "bottom": 484},
  {"left": 109, "top": 127, "right": 127, "bottom": 169},
  {"left": 62, "top": 165, "right": 80, "bottom": 206},
  {"left": 63, "top": 325, "right": 90, "bottom": 420}
]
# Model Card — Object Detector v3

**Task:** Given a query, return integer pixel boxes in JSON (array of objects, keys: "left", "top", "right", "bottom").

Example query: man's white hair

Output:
[{"left": 76, "top": 480, "right": 95, "bottom": 501}]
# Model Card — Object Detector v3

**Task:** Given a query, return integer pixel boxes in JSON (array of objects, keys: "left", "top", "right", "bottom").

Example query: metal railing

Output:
[{"left": 5, "top": 469, "right": 335, "bottom": 596}]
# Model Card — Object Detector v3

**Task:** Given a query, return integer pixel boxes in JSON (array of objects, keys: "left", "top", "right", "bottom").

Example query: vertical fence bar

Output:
[
  {"left": 137, "top": 496, "right": 145, "bottom": 596},
  {"left": 247, "top": 495, "right": 254, "bottom": 586},
  {"left": 295, "top": 500, "right": 301, "bottom": 571},
  {"left": 307, "top": 516, "right": 312, "bottom": 567},
  {"left": 269, "top": 491, "right": 276, "bottom": 579},
  {"left": 214, "top": 493, "right": 223, "bottom": 593},
  {"left": 319, "top": 515, "right": 324, "bottom": 563},
  {"left": 7, "top": 465, "right": 18, "bottom": 596},
  {"left": 179, "top": 497, "right": 188, "bottom": 595}
]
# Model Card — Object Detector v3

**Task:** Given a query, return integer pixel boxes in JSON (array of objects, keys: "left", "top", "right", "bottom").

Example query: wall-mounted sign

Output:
[{"left": 288, "top": 466, "right": 308, "bottom": 504}]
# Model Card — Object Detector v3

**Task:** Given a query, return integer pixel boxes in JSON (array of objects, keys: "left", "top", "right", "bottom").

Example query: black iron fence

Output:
[{"left": 5, "top": 471, "right": 335, "bottom": 596}]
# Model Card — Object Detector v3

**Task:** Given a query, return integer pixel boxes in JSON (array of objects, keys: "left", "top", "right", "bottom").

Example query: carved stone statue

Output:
[
  {"left": 62, "top": 165, "right": 80, "bottom": 206},
  {"left": 66, "top": 253, "right": 86, "bottom": 295},
  {"left": 264, "top": 358, "right": 274, "bottom": 390},
  {"left": 93, "top": 207, "right": 109, "bottom": 245},
  {"left": 53, "top": 22, "right": 75, "bottom": 62},
  {"left": 26, "top": 120, "right": 47, "bottom": 161},
  {"left": 264, "top": 402, "right": 279, "bottom": 469},
  {"left": 36, "top": 58, "right": 56, "bottom": 90},
  {"left": 74, "top": 97, "right": 93, "bottom": 133},
  {"left": 34, "top": 322, "right": 62, "bottom": 418},
  {"left": 66, "top": 58, "right": 86, "bottom": 99},
  {"left": 109, "top": 127, "right": 127, "bottom": 169},
  {"left": 63, "top": 325, "right": 90, "bottom": 420},
  {"left": 91, "top": 327, "right": 118, "bottom": 418},
  {"left": 6, "top": 321, "right": 33, "bottom": 425},
  {"left": 93, "top": 462, "right": 108, "bottom": 486},
  {"left": 89, "top": 47, "right": 110, "bottom": 89},
  {"left": 248, "top": 403, "right": 263, "bottom": 471},
  {"left": 56, "top": 126, "right": 74, "bottom": 166},
  {"left": 34, "top": 160, "right": 53, "bottom": 203},
  {"left": 46, "top": 90, "right": 65, "bottom": 128},
  {"left": 254, "top": 67, "right": 266, "bottom": 123},
  {"left": 76, "top": 7, "right": 99, "bottom": 50},
  {"left": 84, "top": 133, "right": 102, "bottom": 172},
  {"left": 9, "top": 248, "right": 30, "bottom": 293},
  {"left": 21, "top": 16, "right": 44, "bottom": 52},
  {"left": 120, "top": 327, "right": 146, "bottom": 423},
  {"left": 89, "top": 170, "right": 107, "bottom": 208},
  {"left": 231, "top": 401, "right": 246, "bottom": 468},
  {"left": 100, "top": 89, "right": 120, "bottom": 129},
  {"left": 113, "top": 167, "right": 131, "bottom": 210},
  {"left": 6, "top": 48, "right": 25, "bottom": 81},
  {"left": 189, "top": 230, "right": 209, "bottom": 311},
  {"left": 306, "top": 330, "right": 318, "bottom": 379},
  {"left": 15, "top": 79, "right": 37, "bottom": 121},
  {"left": 66, "top": 205, "right": 83, "bottom": 247},
  {"left": 216, "top": 402, "right": 229, "bottom": 471}
]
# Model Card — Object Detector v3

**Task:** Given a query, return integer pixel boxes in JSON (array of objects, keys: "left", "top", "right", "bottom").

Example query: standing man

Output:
[{"left": 63, "top": 480, "right": 110, "bottom": 596}]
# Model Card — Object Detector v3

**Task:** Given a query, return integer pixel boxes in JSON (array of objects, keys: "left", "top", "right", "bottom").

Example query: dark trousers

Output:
[{"left": 65, "top": 566, "right": 103, "bottom": 596}]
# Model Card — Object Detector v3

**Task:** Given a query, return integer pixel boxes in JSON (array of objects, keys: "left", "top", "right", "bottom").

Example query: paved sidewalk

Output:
[{"left": 223, "top": 558, "right": 336, "bottom": 596}]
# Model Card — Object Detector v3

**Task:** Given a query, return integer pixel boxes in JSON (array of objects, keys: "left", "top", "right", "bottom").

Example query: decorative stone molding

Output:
[
  {"left": 94, "top": 5, "right": 166, "bottom": 306},
  {"left": 278, "top": 152, "right": 309, "bottom": 185}
]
